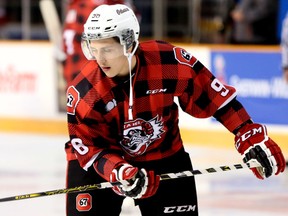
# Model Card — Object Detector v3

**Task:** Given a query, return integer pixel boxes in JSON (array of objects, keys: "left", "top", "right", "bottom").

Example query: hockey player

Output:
[
  {"left": 63, "top": 0, "right": 126, "bottom": 174},
  {"left": 65, "top": 4, "right": 286, "bottom": 216}
]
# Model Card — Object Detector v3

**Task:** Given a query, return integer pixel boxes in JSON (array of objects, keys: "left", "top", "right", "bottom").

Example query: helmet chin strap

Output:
[{"left": 125, "top": 41, "right": 139, "bottom": 120}]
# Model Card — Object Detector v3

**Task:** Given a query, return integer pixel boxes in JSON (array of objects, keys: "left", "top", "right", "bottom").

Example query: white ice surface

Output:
[{"left": 0, "top": 132, "right": 287, "bottom": 216}]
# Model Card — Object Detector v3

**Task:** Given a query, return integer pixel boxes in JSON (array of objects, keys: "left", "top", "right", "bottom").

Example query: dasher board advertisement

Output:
[
  {"left": 0, "top": 42, "right": 58, "bottom": 119},
  {"left": 211, "top": 49, "right": 288, "bottom": 125}
]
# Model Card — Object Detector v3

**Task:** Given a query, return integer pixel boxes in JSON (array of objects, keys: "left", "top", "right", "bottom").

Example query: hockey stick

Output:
[
  {"left": 0, "top": 163, "right": 257, "bottom": 203},
  {"left": 39, "top": 0, "right": 63, "bottom": 52},
  {"left": 39, "top": 0, "right": 67, "bottom": 111}
]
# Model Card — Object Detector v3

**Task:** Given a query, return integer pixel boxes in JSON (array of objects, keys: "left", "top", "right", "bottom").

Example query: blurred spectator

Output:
[
  {"left": 0, "top": 6, "right": 7, "bottom": 24},
  {"left": 281, "top": 11, "right": 288, "bottom": 83},
  {"left": 0, "top": 1, "right": 7, "bottom": 38},
  {"left": 230, "top": 0, "right": 279, "bottom": 44},
  {"left": 216, "top": 0, "right": 237, "bottom": 44}
]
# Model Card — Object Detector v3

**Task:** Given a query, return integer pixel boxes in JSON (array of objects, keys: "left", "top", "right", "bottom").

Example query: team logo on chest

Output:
[{"left": 120, "top": 115, "right": 164, "bottom": 157}]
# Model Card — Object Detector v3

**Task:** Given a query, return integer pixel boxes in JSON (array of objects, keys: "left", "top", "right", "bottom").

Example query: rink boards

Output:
[{"left": 0, "top": 117, "right": 287, "bottom": 157}]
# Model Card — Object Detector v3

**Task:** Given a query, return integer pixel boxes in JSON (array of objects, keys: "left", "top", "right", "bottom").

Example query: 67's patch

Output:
[
  {"left": 76, "top": 193, "right": 92, "bottom": 212},
  {"left": 67, "top": 86, "right": 80, "bottom": 115},
  {"left": 173, "top": 47, "right": 196, "bottom": 67}
]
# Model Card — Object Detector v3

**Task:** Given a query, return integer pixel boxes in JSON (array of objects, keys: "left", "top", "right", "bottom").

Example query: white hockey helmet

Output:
[{"left": 81, "top": 4, "right": 140, "bottom": 60}]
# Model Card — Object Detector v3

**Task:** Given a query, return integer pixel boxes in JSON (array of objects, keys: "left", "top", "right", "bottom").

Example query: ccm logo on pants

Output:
[
  {"left": 76, "top": 193, "right": 92, "bottom": 212},
  {"left": 164, "top": 205, "right": 196, "bottom": 213}
]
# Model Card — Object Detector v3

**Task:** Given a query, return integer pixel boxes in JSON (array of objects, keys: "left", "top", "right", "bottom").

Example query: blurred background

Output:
[
  {"left": 0, "top": 0, "right": 288, "bottom": 215},
  {"left": 0, "top": 0, "right": 287, "bottom": 43}
]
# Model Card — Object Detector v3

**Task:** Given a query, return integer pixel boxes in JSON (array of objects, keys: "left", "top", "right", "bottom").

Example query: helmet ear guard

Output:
[{"left": 120, "top": 29, "right": 137, "bottom": 55}]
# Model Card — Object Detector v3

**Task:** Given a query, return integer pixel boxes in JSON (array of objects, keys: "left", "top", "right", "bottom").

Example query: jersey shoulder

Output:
[
  {"left": 70, "top": 60, "right": 99, "bottom": 87},
  {"left": 67, "top": 61, "right": 113, "bottom": 117},
  {"left": 139, "top": 40, "right": 175, "bottom": 52},
  {"left": 137, "top": 40, "right": 199, "bottom": 75}
]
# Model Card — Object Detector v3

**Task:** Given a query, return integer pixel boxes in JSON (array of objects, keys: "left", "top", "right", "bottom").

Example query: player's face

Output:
[{"left": 89, "top": 38, "right": 130, "bottom": 78}]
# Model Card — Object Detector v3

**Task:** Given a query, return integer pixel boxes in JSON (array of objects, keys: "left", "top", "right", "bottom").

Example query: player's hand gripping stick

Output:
[
  {"left": 235, "top": 123, "right": 285, "bottom": 179},
  {"left": 110, "top": 163, "right": 160, "bottom": 199}
]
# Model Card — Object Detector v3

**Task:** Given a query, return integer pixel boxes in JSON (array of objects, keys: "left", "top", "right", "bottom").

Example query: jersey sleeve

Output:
[
  {"left": 66, "top": 85, "right": 125, "bottom": 174},
  {"left": 175, "top": 47, "right": 251, "bottom": 132}
]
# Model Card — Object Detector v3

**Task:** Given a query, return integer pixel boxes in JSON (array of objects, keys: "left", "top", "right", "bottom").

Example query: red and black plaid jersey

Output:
[
  {"left": 66, "top": 40, "right": 251, "bottom": 175},
  {"left": 62, "top": 0, "right": 125, "bottom": 87}
]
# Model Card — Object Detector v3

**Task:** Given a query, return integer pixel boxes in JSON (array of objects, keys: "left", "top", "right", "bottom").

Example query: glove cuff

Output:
[{"left": 93, "top": 153, "right": 127, "bottom": 181}]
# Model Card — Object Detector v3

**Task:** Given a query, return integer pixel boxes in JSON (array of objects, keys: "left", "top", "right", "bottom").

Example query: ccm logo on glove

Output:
[
  {"left": 234, "top": 123, "right": 285, "bottom": 179},
  {"left": 235, "top": 125, "right": 263, "bottom": 150}
]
